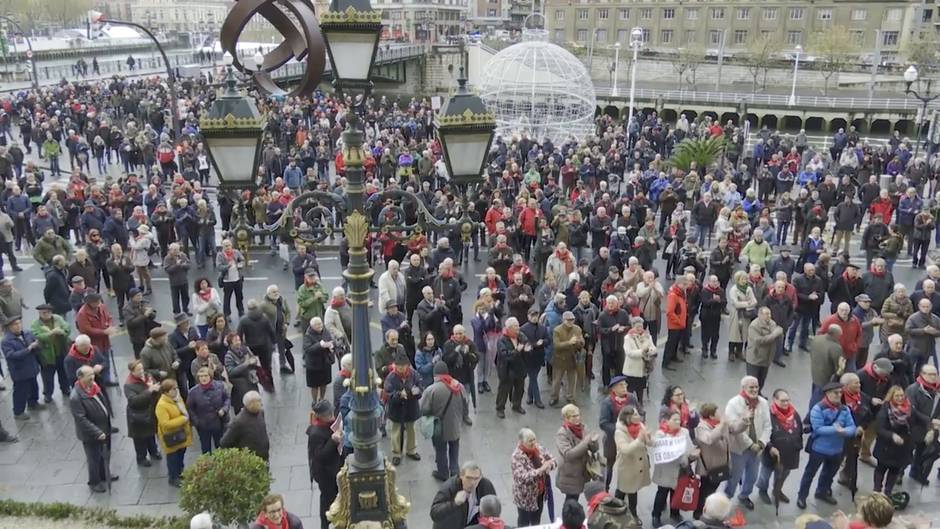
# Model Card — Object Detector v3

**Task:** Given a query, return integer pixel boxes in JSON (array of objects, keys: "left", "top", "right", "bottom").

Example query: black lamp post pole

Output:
[{"left": 906, "top": 78, "right": 939, "bottom": 163}]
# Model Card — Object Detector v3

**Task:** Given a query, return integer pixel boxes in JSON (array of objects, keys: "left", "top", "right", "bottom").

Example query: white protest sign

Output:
[{"left": 649, "top": 434, "right": 687, "bottom": 465}]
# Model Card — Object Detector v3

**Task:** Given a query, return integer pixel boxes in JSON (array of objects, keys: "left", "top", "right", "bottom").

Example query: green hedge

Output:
[{"left": 0, "top": 500, "right": 187, "bottom": 529}]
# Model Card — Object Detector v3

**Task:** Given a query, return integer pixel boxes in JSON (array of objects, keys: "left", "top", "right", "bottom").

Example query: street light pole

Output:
[
  {"left": 611, "top": 41, "right": 621, "bottom": 97},
  {"left": 788, "top": 45, "right": 801, "bottom": 106},
  {"left": 904, "top": 65, "right": 938, "bottom": 162},
  {"left": 102, "top": 18, "right": 181, "bottom": 137},
  {"left": 627, "top": 27, "right": 642, "bottom": 126},
  {"left": 0, "top": 16, "right": 38, "bottom": 90}
]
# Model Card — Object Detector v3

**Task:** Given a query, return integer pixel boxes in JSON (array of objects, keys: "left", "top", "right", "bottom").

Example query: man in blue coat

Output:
[
  {"left": 1, "top": 315, "right": 44, "bottom": 419},
  {"left": 796, "top": 381, "right": 857, "bottom": 509}
]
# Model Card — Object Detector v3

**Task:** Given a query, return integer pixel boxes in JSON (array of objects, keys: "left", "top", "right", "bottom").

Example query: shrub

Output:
[
  {"left": 0, "top": 499, "right": 186, "bottom": 528},
  {"left": 668, "top": 136, "right": 727, "bottom": 172},
  {"left": 179, "top": 448, "right": 272, "bottom": 526}
]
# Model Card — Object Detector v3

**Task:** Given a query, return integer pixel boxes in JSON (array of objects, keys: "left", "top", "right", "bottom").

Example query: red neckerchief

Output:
[
  {"left": 478, "top": 516, "right": 506, "bottom": 529},
  {"left": 588, "top": 491, "right": 609, "bottom": 517},
  {"left": 704, "top": 283, "right": 721, "bottom": 294},
  {"left": 918, "top": 375, "right": 940, "bottom": 393},
  {"left": 770, "top": 402, "right": 797, "bottom": 431},
  {"left": 605, "top": 305, "right": 620, "bottom": 315},
  {"left": 869, "top": 264, "right": 885, "bottom": 278},
  {"left": 339, "top": 369, "right": 351, "bottom": 378},
  {"left": 330, "top": 298, "right": 345, "bottom": 309},
  {"left": 748, "top": 272, "right": 763, "bottom": 284},
  {"left": 670, "top": 401, "right": 690, "bottom": 427},
  {"left": 554, "top": 249, "right": 575, "bottom": 275},
  {"left": 392, "top": 366, "right": 413, "bottom": 380},
  {"left": 740, "top": 390, "right": 759, "bottom": 410},
  {"left": 440, "top": 268, "right": 455, "bottom": 280},
  {"left": 669, "top": 283, "right": 686, "bottom": 299},
  {"left": 659, "top": 421, "right": 681, "bottom": 436},
  {"left": 198, "top": 288, "right": 213, "bottom": 301},
  {"left": 223, "top": 248, "right": 236, "bottom": 262},
  {"left": 564, "top": 421, "right": 584, "bottom": 439},
  {"left": 487, "top": 278, "right": 498, "bottom": 291},
  {"left": 449, "top": 334, "right": 470, "bottom": 344},
  {"left": 75, "top": 379, "right": 101, "bottom": 398},
  {"left": 253, "top": 512, "right": 289, "bottom": 529},
  {"left": 311, "top": 417, "right": 332, "bottom": 428},
  {"left": 503, "top": 328, "right": 519, "bottom": 339},
  {"left": 610, "top": 392, "right": 630, "bottom": 415},
  {"left": 842, "top": 389, "right": 861, "bottom": 412},
  {"left": 842, "top": 270, "right": 859, "bottom": 284},
  {"left": 863, "top": 362, "right": 887, "bottom": 384},
  {"left": 126, "top": 373, "right": 151, "bottom": 386},
  {"left": 891, "top": 397, "right": 911, "bottom": 416},
  {"left": 67, "top": 344, "right": 93, "bottom": 362},
  {"left": 703, "top": 417, "right": 720, "bottom": 428},
  {"left": 821, "top": 395, "right": 841, "bottom": 410},
  {"left": 435, "top": 374, "right": 462, "bottom": 394}
]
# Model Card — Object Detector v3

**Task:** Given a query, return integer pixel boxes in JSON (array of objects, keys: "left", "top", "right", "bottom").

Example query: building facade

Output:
[
  {"left": 374, "top": 0, "right": 469, "bottom": 42},
  {"left": 544, "top": 0, "right": 933, "bottom": 62}
]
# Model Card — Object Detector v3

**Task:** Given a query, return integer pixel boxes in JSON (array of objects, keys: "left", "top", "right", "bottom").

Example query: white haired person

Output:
[
  {"left": 324, "top": 286, "right": 352, "bottom": 362},
  {"left": 215, "top": 239, "right": 246, "bottom": 318},
  {"left": 220, "top": 390, "right": 270, "bottom": 463}
]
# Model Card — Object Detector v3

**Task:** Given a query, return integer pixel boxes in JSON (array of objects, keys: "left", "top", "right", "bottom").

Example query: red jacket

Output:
[
  {"left": 818, "top": 313, "right": 862, "bottom": 358},
  {"left": 76, "top": 304, "right": 114, "bottom": 353},
  {"left": 484, "top": 207, "right": 504, "bottom": 235},
  {"left": 869, "top": 198, "right": 893, "bottom": 223},
  {"left": 666, "top": 284, "right": 688, "bottom": 330},
  {"left": 519, "top": 207, "right": 541, "bottom": 236}
]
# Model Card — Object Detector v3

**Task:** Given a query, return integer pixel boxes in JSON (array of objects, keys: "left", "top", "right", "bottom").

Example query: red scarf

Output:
[
  {"left": 198, "top": 288, "right": 213, "bottom": 301},
  {"left": 843, "top": 389, "right": 861, "bottom": 412},
  {"left": 554, "top": 249, "right": 575, "bottom": 275},
  {"left": 587, "top": 491, "right": 610, "bottom": 517},
  {"left": 869, "top": 264, "right": 885, "bottom": 278},
  {"left": 223, "top": 248, "right": 236, "bottom": 262},
  {"left": 435, "top": 374, "right": 462, "bottom": 394},
  {"left": 891, "top": 397, "right": 911, "bottom": 416},
  {"left": 918, "top": 375, "right": 940, "bottom": 393},
  {"left": 740, "top": 390, "right": 759, "bottom": 410},
  {"left": 770, "top": 402, "right": 797, "bottom": 431},
  {"left": 564, "top": 421, "right": 584, "bottom": 439},
  {"left": 67, "top": 344, "right": 93, "bottom": 362},
  {"left": 487, "top": 278, "right": 498, "bottom": 291},
  {"left": 626, "top": 422, "right": 643, "bottom": 439},
  {"left": 610, "top": 392, "right": 630, "bottom": 415},
  {"left": 518, "top": 443, "right": 546, "bottom": 494},
  {"left": 822, "top": 394, "right": 841, "bottom": 410},
  {"left": 449, "top": 334, "right": 470, "bottom": 344},
  {"left": 703, "top": 417, "right": 720, "bottom": 428},
  {"left": 503, "top": 327, "right": 519, "bottom": 339},
  {"left": 842, "top": 270, "right": 858, "bottom": 284},
  {"left": 659, "top": 421, "right": 681, "bottom": 436},
  {"left": 126, "top": 373, "right": 151, "bottom": 386},
  {"left": 748, "top": 272, "right": 763, "bottom": 283},
  {"left": 670, "top": 401, "right": 690, "bottom": 427},
  {"left": 330, "top": 298, "right": 345, "bottom": 309},
  {"left": 253, "top": 512, "right": 289, "bottom": 529},
  {"left": 75, "top": 379, "right": 101, "bottom": 398},
  {"left": 478, "top": 516, "right": 505, "bottom": 529},
  {"left": 339, "top": 369, "right": 351, "bottom": 378},
  {"left": 392, "top": 366, "right": 413, "bottom": 380},
  {"left": 311, "top": 417, "right": 332, "bottom": 428},
  {"left": 863, "top": 362, "right": 887, "bottom": 384}
]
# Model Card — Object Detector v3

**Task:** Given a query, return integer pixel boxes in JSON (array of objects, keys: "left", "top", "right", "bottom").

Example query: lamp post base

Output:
[{"left": 328, "top": 458, "right": 410, "bottom": 529}]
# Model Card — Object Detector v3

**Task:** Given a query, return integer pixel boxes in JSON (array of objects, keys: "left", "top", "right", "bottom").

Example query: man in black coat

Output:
[
  {"left": 169, "top": 314, "right": 200, "bottom": 398},
  {"left": 756, "top": 388, "right": 803, "bottom": 506},
  {"left": 220, "top": 390, "right": 271, "bottom": 462},
  {"left": 306, "top": 400, "right": 342, "bottom": 529},
  {"left": 43, "top": 257, "right": 71, "bottom": 317},
  {"left": 788, "top": 263, "right": 825, "bottom": 352},
  {"left": 827, "top": 263, "right": 864, "bottom": 310},
  {"left": 69, "top": 365, "right": 116, "bottom": 493},
  {"left": 856, "top": 358, "right": 894, "bottom": 465},
  {"left": 123, "top": 288, "right": 159, "bottom": 358},
  {"left": 495, "top": 317, "right": 529, "bottom": 419},
  {"left": 597, "top": 295, "right": 630, "bottom": 388},
  {"left": 417, "top": 286, "right": 448, "bottom": 347},
  {"left": 430, "top": 462, "right": 498, "bottom": 529},
  {"left": 905, "top": 365, "right": 940, "bottom": 484}
]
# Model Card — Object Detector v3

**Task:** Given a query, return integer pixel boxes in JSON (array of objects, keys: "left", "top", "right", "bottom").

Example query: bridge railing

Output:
[
  {"left": 270, "top": 44, "right": 425, "bottom": 80},
  {"left": 597, "top": 87, "right": 939, "bottom": 112}
]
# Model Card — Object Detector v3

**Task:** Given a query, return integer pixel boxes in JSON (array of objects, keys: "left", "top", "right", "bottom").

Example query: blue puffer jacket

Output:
[
  {"left": 1, "top": 330, "right": 41, "bottom": 381},
  {"left": 186, "top": 380, "right": 230, "bottom": 432},
  {"left": 808, "top": 400, "right": 856, "bottom": 456}
]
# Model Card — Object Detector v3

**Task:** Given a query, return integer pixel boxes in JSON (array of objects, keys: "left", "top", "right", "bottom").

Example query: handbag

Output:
[
  {"left": 162, "top": 428, "right": 186, "bottom": 447},
  {"left": 670, "top": 473, "right": 701, "bottom": 512},
  {"left": 698, "top": 448, "right": 730, "bottom": 483},
  {"left": 585, "top": 448, "right": 605, "bottom": 481},
  {"left": 418, "top": 391, "right": 454, "bottom": 440}
]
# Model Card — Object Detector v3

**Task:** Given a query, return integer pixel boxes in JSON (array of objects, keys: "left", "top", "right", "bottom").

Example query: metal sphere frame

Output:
[{"left": 479, "top": 26, "right": 597, "bottom": 143}]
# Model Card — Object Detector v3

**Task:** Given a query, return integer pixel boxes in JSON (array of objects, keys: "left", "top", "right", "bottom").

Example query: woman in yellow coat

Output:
[{"left": 155, "top": 379, "right": 193, "bottom": 487}]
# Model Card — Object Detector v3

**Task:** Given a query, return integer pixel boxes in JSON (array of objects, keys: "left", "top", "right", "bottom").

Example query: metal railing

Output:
[
  {"left": 271, "top": 44, "right": 426, "bottom": 80},
  {"left": 596, "top": 87, "right": 940, "bottom": 112}
]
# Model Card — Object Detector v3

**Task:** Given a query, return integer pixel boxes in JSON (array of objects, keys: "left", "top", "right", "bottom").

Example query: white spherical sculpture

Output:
[{"left": 479, "top": 28, "right": 597, "bottom": 144}]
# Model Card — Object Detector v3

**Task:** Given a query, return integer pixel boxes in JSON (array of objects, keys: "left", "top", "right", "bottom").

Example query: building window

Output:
[
  {"left": 886, "top": 8, "right": 902, "bottom": 22},
  {"left": 850, "top": 30, "right": 864, "bottom": 46},
  {"left": 555, "top": 9, "right": 564, "bottom": 21},
  {"left": 593, "top": 29, "right": 605, "bottom": 42},
  {"left": 577, "top": 8, "right": 587, "bottom": 20},
  {"left": 923, "top": 9, "right": 934, "bottom": 23},
  {"left": 553, "top": 29, "right": 565, "bottom": 42},
  {"left": 763, "top": 8, "right": 777, "bottom": 21},
  {"left": 883, "top": 31, "right": 899, "bottom": 46},
  {"left": 789, "top": 7, "right": 804, "bottom": 20},
  {"left": 710, "top": 30, "right": 722, "bottom": 45},
  {"left": 685, "top": 30, "right": 696, "bottom": 43},
  {"left": 787, "top": 31, "right": 801, "bottom": 45},
  {"left": 618, "top": 29, "right": 629, "bottom": 42},
  {"left": 733, "top": 30, "right": 748, "bottom": 44},
  {"left": 850, "top": 9, "right": 867, "bottom": 21},
  {"left": 577, "top": 28, "right": 588, "bottom": 41},
  {"left": 661, "top": 29, "right": 673, "bottom": 43},
  {"left": 487, "top": 8, "right": 496, "bottom": 16},
  {"left": 640, "top": 8, "right": 651, "bottom": 20},
  {"left": 711, "top": 7, "right": 725, "bottom": 20},
  {"left": 686, "top": 8, "right": 698, "bottom": 20},
  {"left": 619, "top": 8, "right": 629, "bottom": 20},
  {"left": 663, "top": 8, "right": 675, "bottom": 20},
  {"left": 598, "top": 8, "right": 608, "bottom": 19},
  {"left": 737, "top": 8, "right": 750, "bottom": 20},
  {"left": 818, "top": 9, "right": 832, "bottom": 21}
]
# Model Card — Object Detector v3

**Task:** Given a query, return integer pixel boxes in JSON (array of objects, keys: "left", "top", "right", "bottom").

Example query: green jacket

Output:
[
  {"left": 741, "top": 240, "right": 772, "bottom": 268},
  {"left": 295, "top": 282, "right": 327, "bottom": 324},
  {"left": 30, "top": 315, "right": 71, "bottom": 366},
  {"left": 42, "top": 139, "right": 60, "bottom": 158},
  {"left": 33, "top": 236, "right": 73, "bottom": 267}
]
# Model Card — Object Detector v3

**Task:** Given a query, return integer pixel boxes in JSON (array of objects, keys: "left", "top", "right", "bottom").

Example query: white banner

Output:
[{"left": 649, "top": 435, "right": 687, "bottom": 465}]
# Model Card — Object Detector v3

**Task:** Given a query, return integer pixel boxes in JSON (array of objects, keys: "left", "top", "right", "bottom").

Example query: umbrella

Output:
[
  {"left": 772, "top": 454, "right": 783, "bottom": 516},
  {"left": 545, "top": 475, "right": 555, "bottom": 522},
  {"left": 102, "top": 438, "right": 112, "bottom": 496}
]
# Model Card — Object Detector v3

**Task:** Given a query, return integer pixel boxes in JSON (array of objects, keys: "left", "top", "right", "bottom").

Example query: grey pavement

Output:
[{"left": 1, "top": 239, "right": 940, "bottom": 528}]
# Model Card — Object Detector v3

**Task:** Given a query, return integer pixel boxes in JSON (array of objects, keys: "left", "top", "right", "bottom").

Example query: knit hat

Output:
[{"left": 433, "top": 361, "right": 449, "bottom": 375}]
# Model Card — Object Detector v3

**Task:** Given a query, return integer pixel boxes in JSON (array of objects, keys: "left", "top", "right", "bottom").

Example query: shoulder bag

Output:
[{"left": 418, "top": 391, "right": 454, "bottom": 440}]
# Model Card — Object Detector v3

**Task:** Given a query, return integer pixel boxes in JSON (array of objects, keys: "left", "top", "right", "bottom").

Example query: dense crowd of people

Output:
[{"left": 0, "top": 72, "right": 939, "bottom": 529}]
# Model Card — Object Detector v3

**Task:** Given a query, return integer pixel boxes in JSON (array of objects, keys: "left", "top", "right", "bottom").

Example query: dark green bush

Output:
[{"left": 179, "top": 448, "right": 271, "bottom": 526}]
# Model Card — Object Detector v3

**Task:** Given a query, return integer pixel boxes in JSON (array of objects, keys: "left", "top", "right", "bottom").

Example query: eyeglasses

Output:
[{"left": 265, "top": 507, "right": 283, "bottom": 515}]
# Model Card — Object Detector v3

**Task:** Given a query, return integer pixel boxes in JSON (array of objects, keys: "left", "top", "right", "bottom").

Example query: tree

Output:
[
  {"left": 180, "top": 448, "right": 272, "bottom": 526},
  {"left": 743, "top": 34, "right": 783, "bottom": 92},
  {"left": 672, "top": 47, "right": 704, "bottom": 91},
  {"left": 903, "top": 30, "right": 940, "bottom": 74},
  {"left": 39, "top": 0, "right": 93, "bottom": 29},
  {"left": 668, "top": 136, "right": 727, "bottom": 172},
  {"left": 810, "top": 25, "right": 855, "bottom": 96}
]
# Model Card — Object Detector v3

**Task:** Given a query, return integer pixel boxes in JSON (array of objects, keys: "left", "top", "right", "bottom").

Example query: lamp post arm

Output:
[
  {"left": 101, "top": 19, "right": 181, "bottom": 137},
  {"left": 0, "top": 16, "right": 38, "bottom": 90}
]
